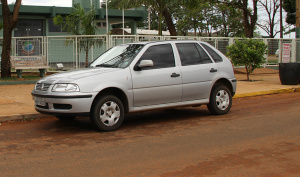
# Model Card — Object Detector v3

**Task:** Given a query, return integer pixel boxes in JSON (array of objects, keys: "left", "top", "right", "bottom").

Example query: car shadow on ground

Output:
[{"left": 47, "top": 106, "right": 214, "bottom": 133}]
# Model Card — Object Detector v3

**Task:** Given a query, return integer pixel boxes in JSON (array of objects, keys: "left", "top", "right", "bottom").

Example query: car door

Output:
[
  {"left": 131, "top": 43, "right": 182, "bottom": 107},
  {"left": 175, "top": 42, "right": 219, "bottom": 101}
]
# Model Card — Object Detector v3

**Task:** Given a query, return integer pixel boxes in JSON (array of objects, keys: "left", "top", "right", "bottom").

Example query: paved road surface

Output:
[{"left": 1, "top": 92, "right": 300, "bottom": 177}]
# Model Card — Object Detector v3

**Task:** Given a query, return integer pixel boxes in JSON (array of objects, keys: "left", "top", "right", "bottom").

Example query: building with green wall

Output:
[
  {"left": 0, "top": 0, "right": 147, "bottom": 69},
  {"left": 0, "top": 0, "right": 147, "bottom": 37}
]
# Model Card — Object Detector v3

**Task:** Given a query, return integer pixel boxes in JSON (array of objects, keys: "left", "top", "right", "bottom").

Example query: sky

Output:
[
  {"left": 7, "top": 0, "right": 72, "bottom": 7},
  {"left": 6, "top": 0, "right": 296, "bottom": 38}
]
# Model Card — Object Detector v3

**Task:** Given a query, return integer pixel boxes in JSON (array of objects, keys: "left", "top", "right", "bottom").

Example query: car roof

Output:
[{"left": 125, "top": 40, "right": 205, "bottom": 45}]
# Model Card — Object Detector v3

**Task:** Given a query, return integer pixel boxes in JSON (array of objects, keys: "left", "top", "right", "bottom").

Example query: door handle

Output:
[
  {"left": 210, "top": 68, "right": 218, "bottom": 73},
  {"left": 171, "top": 73, "right": 180, "bottom": 78}
]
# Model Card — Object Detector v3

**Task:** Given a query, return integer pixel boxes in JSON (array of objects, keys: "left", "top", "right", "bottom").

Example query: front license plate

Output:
[{"left": 34, "top": 97, "right": 46, "bottom": 107}]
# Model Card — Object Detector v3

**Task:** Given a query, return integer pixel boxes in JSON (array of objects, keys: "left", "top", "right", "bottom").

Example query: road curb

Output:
[
  {"left": 234, "top": 87, "right": 300, "bottom": 98},
  {"left": 0, "top": 113, "right": 50, "bottom": 123}
]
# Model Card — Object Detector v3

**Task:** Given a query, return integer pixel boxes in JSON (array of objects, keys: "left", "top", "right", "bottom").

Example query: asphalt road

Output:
[{"left": 1, "top": 92, "right": 300, "bottom": 177}]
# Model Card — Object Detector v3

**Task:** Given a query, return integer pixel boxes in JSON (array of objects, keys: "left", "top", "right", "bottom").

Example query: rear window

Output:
[{"left": 201, "top": 43, "right": 223, "bottom": 63}]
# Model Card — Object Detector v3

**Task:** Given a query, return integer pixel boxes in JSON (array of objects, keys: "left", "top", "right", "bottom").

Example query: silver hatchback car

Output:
[{"left": 32, "top": 40, "right": 237, "bottom": 131}]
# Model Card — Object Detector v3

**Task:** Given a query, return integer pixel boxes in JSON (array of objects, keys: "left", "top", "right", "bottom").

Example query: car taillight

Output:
[{"left": 230, "top": 60, "right": 235, "bottom": 74}]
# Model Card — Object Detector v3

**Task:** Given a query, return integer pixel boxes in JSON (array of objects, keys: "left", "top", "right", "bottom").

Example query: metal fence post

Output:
[
  {"left": 279, "top": 39, "right": 282, "bottom": 63},
  {"left": 263, "top": 38, "right": 268, "bottom": 68},
  {"left": 229, "top": 38, "right": 234, "bottom": 46},
  {"left": 46, "top": 36, "right": 49, "bottom": 71},
  {"left": 291, "top": 39, "right": 296, "bottom": 62},
  {"left": 75, "top": 36, "right": 78, "bottom": 69}
]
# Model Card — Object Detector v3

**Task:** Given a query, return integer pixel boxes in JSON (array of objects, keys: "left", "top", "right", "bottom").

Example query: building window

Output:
[
  {"left": 48, "top": 19, "right": 67, "bottom": 33},
  {"left": 95, "top": 21, "right": 107, "bottom": 29},
  {"left": 14, "top": 19, "right": 43, "bottom": 37}
]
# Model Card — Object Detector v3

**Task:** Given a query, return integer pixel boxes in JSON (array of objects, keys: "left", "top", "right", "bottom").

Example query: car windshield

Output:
[{"left": 90, "top": 44, "right": 144, "bottom": 68}]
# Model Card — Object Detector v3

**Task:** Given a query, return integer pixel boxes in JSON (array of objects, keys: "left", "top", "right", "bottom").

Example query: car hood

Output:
[{"left": 38, "top": 67, "right": 121, "bottom": 84}]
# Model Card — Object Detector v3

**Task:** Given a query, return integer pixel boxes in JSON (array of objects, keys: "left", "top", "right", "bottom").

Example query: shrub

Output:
[{"left": 227, "top": 38, "right": 268, "bottom": 81}]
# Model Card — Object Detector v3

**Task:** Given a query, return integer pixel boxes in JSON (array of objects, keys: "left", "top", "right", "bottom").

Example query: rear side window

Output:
[
  {"left": 138, "top": 44, "right": 175, "bottom": 70},
  {"left": 201, "top": 43, "right": 223, "bottom": 63},
  {"left": 176, "top": 43, "right": 212, "bottom": 66},
  {"left": 176, "top": 43, "right": 201, "bottom": 66},
  {"left": 195, "top": 44, "right": 213, "bottom": 64}
]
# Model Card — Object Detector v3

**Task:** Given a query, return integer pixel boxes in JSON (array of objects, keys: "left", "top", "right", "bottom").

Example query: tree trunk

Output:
[
  {"left": 161, "top": 6, "right": 177, "bottom": 36},
  {"left": 245, "top": 66, "right": 250, "bottom": 81},
  {"left": 242, "top": 0, "right": 258, "bottom": 38},
  {"left": 1, "top": 0, "right": 22, "bottom": 78},
  {"left": 1, "top": 26, "right": 13, "bottom": 78},
  {"left": 158, "top": 11, "right": 162, "bottom": 36}
]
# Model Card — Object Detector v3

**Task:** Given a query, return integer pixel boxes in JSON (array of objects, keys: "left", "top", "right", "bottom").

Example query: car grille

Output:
[{"left": 35, "top": 83, "right": 51, "bottom": 91}]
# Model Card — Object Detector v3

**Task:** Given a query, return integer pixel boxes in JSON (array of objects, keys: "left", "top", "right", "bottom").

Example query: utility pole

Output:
[
  {"left": 296, "top": 0, "right": 300, "bottom": 29},
  {"left": 296, "top": 0, "right": 300, "bottom": 62},
  {"left": 280, "top": 0, "right": 283, "bottom": 38}
]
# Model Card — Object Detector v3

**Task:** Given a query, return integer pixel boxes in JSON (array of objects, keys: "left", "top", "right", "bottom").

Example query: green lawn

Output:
[{"left": 0, "top": 75, "right": 41, "bottom": 82}]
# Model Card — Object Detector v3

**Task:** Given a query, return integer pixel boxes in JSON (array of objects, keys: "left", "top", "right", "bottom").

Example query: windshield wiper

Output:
[{"left": 95, "top": 64, "right": 116, "bottom": 68}]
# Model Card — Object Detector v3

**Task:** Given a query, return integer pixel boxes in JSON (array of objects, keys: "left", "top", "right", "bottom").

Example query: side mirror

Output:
[
  {"left": 134, "top": 60, "right": 154, "bottom": 71},
  {"left": 139, "top": 60, "right": 154, "bottom": 68}
]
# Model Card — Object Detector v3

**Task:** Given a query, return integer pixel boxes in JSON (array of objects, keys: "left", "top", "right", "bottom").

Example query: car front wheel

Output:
[
  {"left": 91, "top": 95, "right": 124, "bottom": 132},
  {"left": 207, "top": 85, "right": 232, "bottom": 115}
]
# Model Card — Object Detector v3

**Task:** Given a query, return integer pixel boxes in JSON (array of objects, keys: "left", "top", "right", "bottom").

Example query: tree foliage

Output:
[
  {"left": 210, "top": 0, "right": 258, "bottom": 38},
  {"left": 216, "top": 3, "right": 245, "bottom": 37},
  {"left": 282, "top": 0, "right": 296, "bottom": 25},
  {"left": 1, "top": 0, "right": 22, "bottom": 78},
  {"left": 53, "top": 4, "right": 103, "bottom": 67},
  {"left": 175, "top": 2, "right": 244, "bottom": 37},
  {"left": 112, "top": 0, "right": 198, "bottom": 36},
  {"left": 109, "top": 0, "right": 245, "bottom": 37},
  {"left": 227, "top": 39, "right": 268, "bottom": 81}
]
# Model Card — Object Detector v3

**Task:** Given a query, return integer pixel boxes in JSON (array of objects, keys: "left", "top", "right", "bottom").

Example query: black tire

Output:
[
  {"left": 91, "top": 95, "right": 124, "bottom": 132},
  {"left": 207, "top": 85, "right": 232, "bottom": 115},
  {"left": 55, "top": 116, "right": 76, "bottom": 121}
]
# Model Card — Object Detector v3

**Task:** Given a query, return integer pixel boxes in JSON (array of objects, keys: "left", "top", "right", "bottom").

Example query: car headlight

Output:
[{"left": 52, "top": 83, "right": 80, "bottom": 92}]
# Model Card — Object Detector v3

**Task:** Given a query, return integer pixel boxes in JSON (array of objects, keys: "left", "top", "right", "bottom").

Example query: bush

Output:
[{"left": 227, "top": 38, "right": 268, "bottom": 81}]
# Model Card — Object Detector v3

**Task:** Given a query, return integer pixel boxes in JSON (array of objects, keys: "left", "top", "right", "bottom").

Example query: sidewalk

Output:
[{"left": 1, "top": 68, "right": 300, "bottom": 123}]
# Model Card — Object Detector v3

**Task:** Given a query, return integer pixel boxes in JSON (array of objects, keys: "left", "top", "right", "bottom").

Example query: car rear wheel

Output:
[
  {"left": 207, "top": 85, "right": 232, "bottom": 115},
  {"left": 91, "top": 95, "right": 124, "bottom": 132}
]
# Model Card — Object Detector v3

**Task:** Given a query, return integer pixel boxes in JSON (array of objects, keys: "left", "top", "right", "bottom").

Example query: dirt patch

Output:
[
  {"left": 0, "top": 84, "right": 36, "bottom": 116},
  {"left": 0, "top": 98, "right": 15, "bottom": 104},
  {"left": 234, "top": 68, "right": 279, "bottom": 81}
]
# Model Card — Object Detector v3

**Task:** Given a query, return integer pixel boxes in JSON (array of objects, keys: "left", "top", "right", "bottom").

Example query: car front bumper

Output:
[{"left": 31, "top": 92, "right": 97, "bottom": 116}]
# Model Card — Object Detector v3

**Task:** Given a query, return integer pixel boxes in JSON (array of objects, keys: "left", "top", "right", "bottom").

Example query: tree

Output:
[
  {"left": 1, "top": 0, "right": 22, "bottom": 78},
  {"left": 115, "top": 0, "right": 198, "bottom": 36},
  {"left": 174, "top": 2, "right": 244, "bottom": 37},
  {"left": 115, "top": 0, "right": 176, "bottom": 36},
  {"left": 201, "top": 3, "right": 219, "bottom": 36},
  {"left": 174, "top": 3, "right": 207, "bottom": 36},
  {"left": 53, "top": 4, "right": 102, "bottom": 67},
  {"left": 227, "top": 39, "right": 268, "bottom": 81},
  {"left": 257, "top": 0, "right": 281, "bottom": 38},
  {"left": 216, "top": 3, "right": 245, "bottom": 37},
  {"left": 282, "top": 0, "right": 296, "bottom": 25},
  {"left": 238, "top": 0, "right": 258, "bottom": 38},
  {"left": 213, "top": 0, "right": 258, "bottom": 38}
]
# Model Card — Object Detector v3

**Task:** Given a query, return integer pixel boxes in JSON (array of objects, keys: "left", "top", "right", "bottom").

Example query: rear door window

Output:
[{"left": 176, "top": 43, "right": 212, "bottom": 66}]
